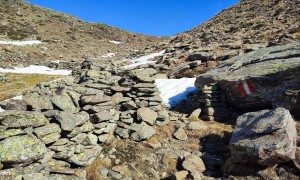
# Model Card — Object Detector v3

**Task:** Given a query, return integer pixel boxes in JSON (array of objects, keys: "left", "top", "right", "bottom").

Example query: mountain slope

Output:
[
  {"left": 0, "top": 0, "right": 166, "bottom": 67},
  {"left": 163, "top": 0, "right": 300, "bottom": 75}
]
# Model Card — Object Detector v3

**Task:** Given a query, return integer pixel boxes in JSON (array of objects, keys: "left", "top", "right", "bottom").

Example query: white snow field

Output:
[
  {"left": 0, "top": 96, "right": 23, "bottom": 113},
  {"left": 109, "top": 40, "right": 123, "bottom": 44},
  {"left": 0, "top": 65, "right": 72, "bottom": 75},
  {"left": 121, "top": 50, "right": 165, "bottom": 69},
  {"left": 155, "top": 78, "right": 197, "bottom": 107},
  {"left": 0, "top": 40, "right": 42, "bottom": 46}
]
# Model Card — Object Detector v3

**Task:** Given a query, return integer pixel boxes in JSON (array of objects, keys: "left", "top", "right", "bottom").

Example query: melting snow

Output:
[
  {"left": 51, "top": 60, "right": 61, "bottom": 64},
  {"left": 109, "top": 40, "right": 123, "bottom": 44},
  {"left": 121, "top": 50, "right": 165, "bottom": 69},
  {"left": 0, "top": 40, "right": 42, "bottom": 46},
  {"left": 0, "top": 65, "right": 72, "bottom": 75},
  {"left": 155, "top": 78, "right": 197, "bottom": 107},
  {"left": 101, "top": 53, "right": 116, "bottom": 58}
]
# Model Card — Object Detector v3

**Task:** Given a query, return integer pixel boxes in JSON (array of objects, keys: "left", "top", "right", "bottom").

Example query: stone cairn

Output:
[
  {"left": 191, "top": 83, "right": 231, "bottom": 121},
  {"left": 0, "top": 59, "right": 169, "bottom": 179}
]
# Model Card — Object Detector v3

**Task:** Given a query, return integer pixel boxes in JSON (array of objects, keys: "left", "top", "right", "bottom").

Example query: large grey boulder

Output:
[
  {"left": 0, "top": 135, "right": 47, "bottom": 165},
  {"left": 230, "top": 108, "right": 297, "bottom": 166},
  {"left": 195, "top": 42, "right": 300, "bottom": 117}
]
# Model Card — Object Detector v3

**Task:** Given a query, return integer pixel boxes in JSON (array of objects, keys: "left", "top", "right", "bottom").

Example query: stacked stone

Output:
[
  {"left": 0, "top": 58, "right": 172, "bottom": 179},
  {"left": 196, "top": 83, "right": 231, "bottom": 121}
]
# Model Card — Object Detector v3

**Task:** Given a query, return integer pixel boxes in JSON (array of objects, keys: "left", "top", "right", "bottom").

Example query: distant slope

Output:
[{"left": 0, "top": 0, "right": 166, "bottom": 66}]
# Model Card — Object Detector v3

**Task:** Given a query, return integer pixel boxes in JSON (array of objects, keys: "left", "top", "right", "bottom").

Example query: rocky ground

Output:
[
  {"left": 0, "top": 0, "right": 299, "bottom": 179},
  {"left": 0, "top": 41, "right": 299, "bottom": 180}
]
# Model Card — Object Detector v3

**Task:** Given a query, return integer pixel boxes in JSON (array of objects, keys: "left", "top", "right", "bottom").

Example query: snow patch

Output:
[
  {"left": 0, "top": 65, "right": 72, "bottom": 75},
  {"left": 109, "top": 40, "right": 123, "bottom": 44},
  {"left": 51, "top": 60, "right": 61, "bottom": 64},
  {"left": 0, "top": 40, "right": 42, "bottom": 46},
  {"left": 155, "top": 78, "right": 197, "bottom": 107},
  {"left": 101, "top": 53, "right": 116, "bottom": 58},
  {"left": 121, "top": 50, "right": 165, "bottom": 69}
]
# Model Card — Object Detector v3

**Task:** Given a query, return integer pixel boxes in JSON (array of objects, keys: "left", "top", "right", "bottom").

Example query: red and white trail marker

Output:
[{"left": 238, "top": 81, "right": 256, "bottom": 96}]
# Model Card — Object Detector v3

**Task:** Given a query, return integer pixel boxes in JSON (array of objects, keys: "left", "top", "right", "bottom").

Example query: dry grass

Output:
[
  {"left": 0, "top": 73, "right": 62, "bottom": 101},
  {"left": 86, "top": 156, "right": 112, "bottom": 180},
  {"left": 186, "top": 121, "right": 233, "bottom": 141}
]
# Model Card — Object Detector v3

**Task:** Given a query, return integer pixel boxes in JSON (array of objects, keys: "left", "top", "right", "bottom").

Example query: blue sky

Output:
[{"left": 26, "top": 0, "right": 240, "bottom": 36}]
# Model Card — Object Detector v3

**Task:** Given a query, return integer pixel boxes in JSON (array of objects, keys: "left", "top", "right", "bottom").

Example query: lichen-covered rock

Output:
[
  {"left": 0, "top": 111, "right": 47, "bottom": 128},
  {"left": 230, "top": 108, "right": 297, "bottom": 166},
  {"left": 0, "top": 135, "right": 47, "bottom": 165},
  {"left": 23, "top": 93, "right": 53, "bottom": 110},
  {"left": 54, "top": 112, "right": 89, "bottom": 132},
  {"left": 0, "top": 163, "right": 44, "bottom": 180},
  {"left": 0, "top": 129, "right": 24, "bottom": 140},
  {"left": 34, "top": 123, "right": 61, "bottom": 139},
  {"left": 51, "top": 94, "right": 78, "bottom": 112},
  {"left": 0, "top": 99, "right": 27, "bottom": 111},
  {"left": 69, "top": 144, "right": 102, "bottom": 166}
]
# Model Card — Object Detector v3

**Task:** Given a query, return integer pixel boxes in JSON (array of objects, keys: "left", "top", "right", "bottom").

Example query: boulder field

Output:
[{"left": 0, "top": 42, "right": 299, "bottom": 179}]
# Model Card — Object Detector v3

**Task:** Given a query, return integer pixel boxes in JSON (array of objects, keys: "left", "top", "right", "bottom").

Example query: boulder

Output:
[
  {"left": 137, "top": 107, "right": 157, "bottom": 125},
  {"left": 0, "top": 111, "right": 47, "bottom": 128},
  {"left": 23, "top": 93, "right": 53, "bottom": 110},
  {"left": 51, "top": 94, "right": 78, "bottom": 112},
  {"left": 54, "top": 112, "right": 89, "bottom": 131},
  {"left": 173, "top": 128, "right": 188, "bottom": 141},
  {"left": 195, "top": 42, "right": 300, "bottom": 118},
  {"left": 81, "top": 95, "right": 110, "bottom": 105},
  {"left": 0, "top": 99, "right": 27, "bottom": 111},
  {"left": 69, "top": 144, "right": 102, "bottom": 166},
  {"left": 230, "top": 108, "right": 297, "bottom": 166},
  {"left": 130, "top": 123, "right": 156, "bottom": 141},
  {"left": 0, "top": 135, "right": 47, "bottom": 165},
  {"left": 91, "top": 110, "right": 113, "bottom": 123},
  {"left": 132, "top": 68, "right": 157, "bottom": 82},
  {"left": 34, "top": 123, "right": 61, "bottom": 144},
  {"left": 182, "top": 155, "right": 206, "bottom": 178},
  {"left": 188, "top": 51, "right": 214, "bottom": 62}
]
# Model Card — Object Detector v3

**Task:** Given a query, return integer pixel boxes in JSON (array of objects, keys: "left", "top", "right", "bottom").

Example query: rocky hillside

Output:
[
  {"left": 0, "top": 43, "right": 299, "bottom": 179},
  {"left": 158, "top": 0, "right": 300, "bottom": 77},
  {"left": 0, "top": 0, "right": 166, "bottom": 67}
]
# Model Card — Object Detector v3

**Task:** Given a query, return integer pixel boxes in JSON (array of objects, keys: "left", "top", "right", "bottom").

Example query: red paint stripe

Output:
[
  {"left": 247, "top": 81, "right": 256, "bottom": 94},
  {"left": 238, "top": 83, "right": 247, "bottom": 96}
]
